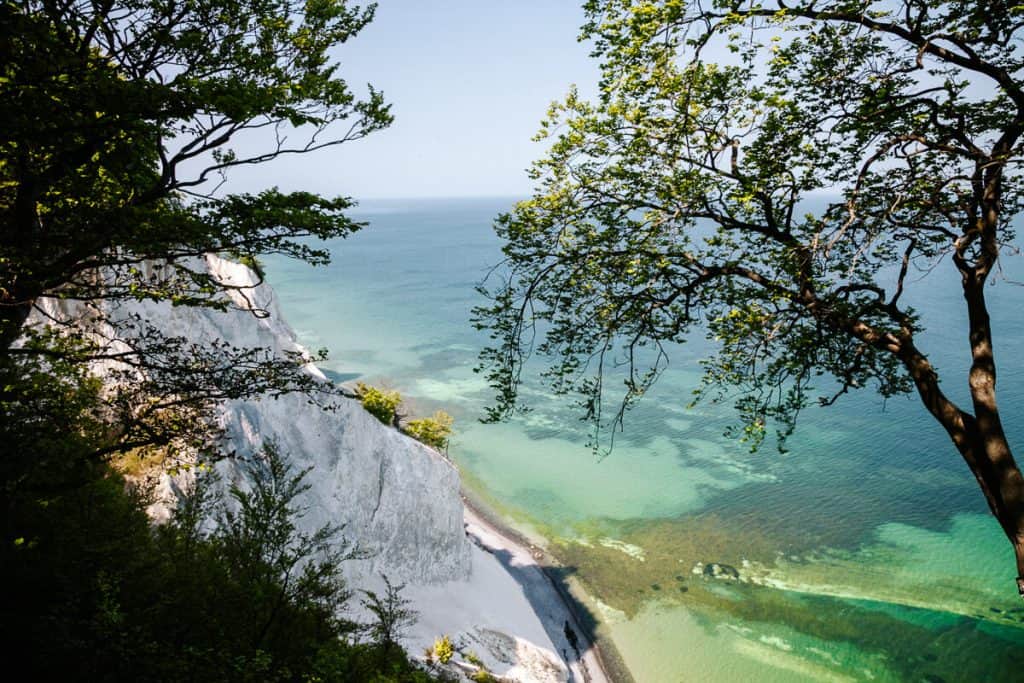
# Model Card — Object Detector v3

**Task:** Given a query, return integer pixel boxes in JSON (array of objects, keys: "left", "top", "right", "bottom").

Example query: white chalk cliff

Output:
[
  {"left": 30, "top": 254, "right": 471, "bottom": 583},
  {"left": 28, "top": 255, "right": 570, "bottom": 682}
]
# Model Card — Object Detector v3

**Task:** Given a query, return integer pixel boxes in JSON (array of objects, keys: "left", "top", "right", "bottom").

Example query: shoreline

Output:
[{"left": 460, "top": 489, "right": 635, "bottom": 683}]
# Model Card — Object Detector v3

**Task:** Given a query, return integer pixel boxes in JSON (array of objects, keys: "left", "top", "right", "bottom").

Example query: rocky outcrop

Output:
[
  {"left": 694, "top": 561, "right": 741, "bottom": 581},
  {"left": 439, "top": 628, "right": 568, "bottom": 683}
]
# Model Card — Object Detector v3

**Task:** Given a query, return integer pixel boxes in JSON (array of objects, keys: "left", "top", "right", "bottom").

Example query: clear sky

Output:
[{"left": 225, "top": 1, "right": 599, "bottom": 200}]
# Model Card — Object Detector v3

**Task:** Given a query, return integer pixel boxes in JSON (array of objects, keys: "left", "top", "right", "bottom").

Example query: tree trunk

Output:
[
  {"left": 958, "top": 432, "right": 1024, "bottom": 598},
  {"left": 897, "top": 334, "right": 1024, "bottom": 597},
  {"left": 963, "top": 273, "right": 1024, "bottom": 596},
  {"left": 955, "top": 164, "right": 1024, "bottom": 593},
  {"left": 1016, "top": 539, "right": 1024, "bottom": 597}
]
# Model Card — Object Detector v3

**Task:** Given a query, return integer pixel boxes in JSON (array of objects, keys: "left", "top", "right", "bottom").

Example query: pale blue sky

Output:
[{"left": 226, "top": 1, "right": 598, "bottom": 200}]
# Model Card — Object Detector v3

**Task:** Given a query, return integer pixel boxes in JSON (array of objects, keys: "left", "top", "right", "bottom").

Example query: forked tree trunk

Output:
[
  {"left": 962, "top": 268, "right": 1024, "bottom": 597},
  {"left": 894, "top": 165, "right": 1024, "bottom": 597},
  {"left": 894, "top": 295, "right": 1024, "bottom": 601},
  {"left": 900, "top": 343, "right": 1024, "bottom": 596}
]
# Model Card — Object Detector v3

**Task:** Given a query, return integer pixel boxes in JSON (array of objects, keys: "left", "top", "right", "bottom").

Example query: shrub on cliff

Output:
[
  {"left": 404, "top": 411, "right": 455, "bottom": 451},
  {"left": 432, "top": 635, "right": 455, "bottom": 664},
  {"left": 361, "top": 575, "right": 419, "bottom": 658},
  {"left": 357, "top": 382, "right": 404, "bottom": 425}
]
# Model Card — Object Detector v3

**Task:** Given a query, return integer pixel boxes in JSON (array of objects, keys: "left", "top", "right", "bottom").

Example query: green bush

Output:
[
  {"left": 470, "top": 669, "right": 495, "bottom": 683},
  {"left": 361, "top": 575, "right": 418, "bottom": 655},
  {"left": 357, "top": 383, "right": 402, "bottom": 425},
  {"left": 433, "top": 635, "right": 455, "bottom": 664},
  {"left": 404, "top": 411, "right": 454, "bottom": 450}
]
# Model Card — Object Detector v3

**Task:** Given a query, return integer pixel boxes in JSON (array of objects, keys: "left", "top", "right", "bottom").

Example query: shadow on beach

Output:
[
  {"left": 461, "top": 492, "right": 634, "bottom": 683},
  {"left": 486, "top": 545, "right": 626, "bottom": 683}
]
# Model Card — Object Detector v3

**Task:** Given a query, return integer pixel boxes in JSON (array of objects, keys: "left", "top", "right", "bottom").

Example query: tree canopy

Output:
[
  {"left": 475, "top": 0, "right": 1024, "bottom": 594},
  {"left": 0, "top": 0, "right": 391, "bottom": 345},
  {"left": 1, "top": 0, "right": 393, "bottom": 461}
]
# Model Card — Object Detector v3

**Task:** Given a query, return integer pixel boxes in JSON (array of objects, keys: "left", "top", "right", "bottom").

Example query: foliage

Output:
[
  {"left": 353, "top": 385, "right": 455, "bottom": 449},
  {"left": 112, "top": 446, "right": 170, "bottom": 479},
  {"left": 0, "top": 0, "right": 392, "bottom": 346},
  {"left": 7, "top": 315, "right": 337, "bottom": 469},
  {"left": 433, "top": 635, "right": 455, "bottom": 664},
  {"left": 1, "top": 0, "right": 390, "bottom": 467},
  {"left": 0, "top": 334, "right": 111, "bottom": 494},
  {"left": 361, "top": 575, "right": 419, "bottom": 655},
  {"left": 0, "top": 0, "right": 444, "bottom": 674},
  {"left": 404, "top": 411, "right": 455, "bottom": 451},
  {"left": 454, "top": 648, "right": 494, "bottom": 681},
  {"left": 475, "top": 0, "right": 1024, "bottom": 588},
  {"left": 357, "top": 382, "right": 404, "bottom": 425},
  {"left": 0, "top": 366, "right": 439, "bottom": 681},
  {"left": 214, "top": 445, "right": 360, "bottom": 655}
]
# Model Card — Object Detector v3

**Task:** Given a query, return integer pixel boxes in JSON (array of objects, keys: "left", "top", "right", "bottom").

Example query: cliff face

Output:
[
  {"left": 30, "top": 254, "right": 472, "bottom": 585},
  {"left": 28, "top": 255, "right": 574, "bottom": 682}
]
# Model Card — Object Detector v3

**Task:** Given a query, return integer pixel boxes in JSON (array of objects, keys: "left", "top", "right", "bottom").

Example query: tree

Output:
[
  {"left": 474, "top": 0, "right": 1024, "bottom": 596},
  {"left": 213, "top": 444, "right": 360, "bottom": 659},
  {"left": 0, "top": 4, "right": 444, "bottom": 677},
  {"left": 1, "top": 0, "right": 391, "bottom": 462},
  {"left": 360, "top": 575, "right": 418, "bottom": 657},
  {"left": 0, "top": 307, "right": 440, "bottom": 679},
  {"left": 0, "top": 0, "right": 391, "bottom": 347}
]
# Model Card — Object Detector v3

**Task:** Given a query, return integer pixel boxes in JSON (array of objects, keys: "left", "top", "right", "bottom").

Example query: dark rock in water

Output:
[
  {"left": 703, "top": 563, "right": 740, "bottom": 580},
  {"left": 678, "top": 586, "right": 688, "bottom": 593},
  {"left": 651, "top": 583, "right": 661, "bottom": 591},
  {"left": 675, "top": 575, "right": 685, "bottom": 581}
]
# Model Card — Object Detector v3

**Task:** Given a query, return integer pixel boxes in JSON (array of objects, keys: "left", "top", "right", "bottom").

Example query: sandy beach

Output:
[{"left": 460, "top": 496, "right": 617, "bottom": 683}]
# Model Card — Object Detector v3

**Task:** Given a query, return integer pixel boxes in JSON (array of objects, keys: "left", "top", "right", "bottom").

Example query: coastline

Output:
[{"left": 460, "top": 489, "right": 635, "bottom": 683}]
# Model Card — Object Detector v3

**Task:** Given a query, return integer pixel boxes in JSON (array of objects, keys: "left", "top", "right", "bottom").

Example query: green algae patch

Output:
[
  {"left": 548, "top": 513, "right": 783, "bottom": 617},
  {"left": 545, "top": 513, "right": 1024, "bottom": 683}
]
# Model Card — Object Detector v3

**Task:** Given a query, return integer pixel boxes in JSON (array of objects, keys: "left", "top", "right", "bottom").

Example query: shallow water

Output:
[{"left": 264, "top": 197, "right": 1024, "bottom": 681}]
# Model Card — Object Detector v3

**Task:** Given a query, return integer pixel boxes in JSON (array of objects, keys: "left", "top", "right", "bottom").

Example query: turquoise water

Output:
[{"left": 264, "top": 197, "right": 1024, "bottom": 681}]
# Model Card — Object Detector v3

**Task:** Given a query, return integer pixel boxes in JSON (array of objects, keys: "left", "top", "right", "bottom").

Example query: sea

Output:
[{"left": 263, "top": 196, "right": 1024, "bottom": 682}]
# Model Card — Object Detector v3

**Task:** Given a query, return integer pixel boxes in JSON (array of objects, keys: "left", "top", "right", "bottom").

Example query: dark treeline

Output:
[{"left": 0, "top": 349, "right": 439, "bottom": 681}]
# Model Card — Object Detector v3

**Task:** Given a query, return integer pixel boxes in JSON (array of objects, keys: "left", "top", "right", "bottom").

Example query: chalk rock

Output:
[
  {"left": 28, "top": 254, "right": 472, "bottom": 584},
  {"left": 445, "top": 627, "right": 568, "bottom": 683}
]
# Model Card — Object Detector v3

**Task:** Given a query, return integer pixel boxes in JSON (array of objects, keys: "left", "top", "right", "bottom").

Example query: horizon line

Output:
[{"left": 350, "top": 193, "right": 527, "bottom": 202}]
